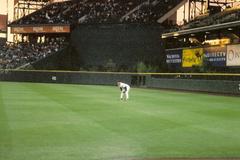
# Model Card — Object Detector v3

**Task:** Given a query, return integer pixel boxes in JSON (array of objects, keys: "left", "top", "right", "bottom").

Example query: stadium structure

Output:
[
  {"left": 0, "top": 0, "right": 240, "bottom": 90},
  {"left": 1, "top": 1, "right": 240, "bottom": 160},
  {"left": 0, "top": 6, "right": 7, "bottom": 44},
  {"left": 3, "top": 0, "right": 187, "bottom": 71},
  {"left": 163, "top": 0, "right": 240, "bottom": 73},
  {"left": 0, "top": 0, "right": 239, "bottom": 72}
]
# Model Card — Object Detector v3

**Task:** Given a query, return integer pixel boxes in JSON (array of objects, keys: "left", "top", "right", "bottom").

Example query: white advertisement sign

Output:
[{"left": 227, "top": 44, "right": 240, "bottom": 66}]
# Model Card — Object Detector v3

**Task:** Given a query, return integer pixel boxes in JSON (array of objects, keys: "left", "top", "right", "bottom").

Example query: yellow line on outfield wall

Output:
[{"left": 1, "top": 69, "right": 240, "bottom": 76}]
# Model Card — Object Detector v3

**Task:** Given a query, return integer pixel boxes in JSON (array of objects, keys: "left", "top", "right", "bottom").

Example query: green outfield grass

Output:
[{"left": 0, "top": 81, "right": 240, "bottom": 160}]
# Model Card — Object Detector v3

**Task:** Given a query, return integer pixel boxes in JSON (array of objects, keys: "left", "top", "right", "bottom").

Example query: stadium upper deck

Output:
[
  {"left": 162, "top": 4, "right": 240, "bottom": 39},
  {"left": 9, "top": 0, "right": 183, "bottom": 27},
  {"left": 181, "top": 6, "right": 240, "bottom": 30},
  {"left": 162, "top": 1, "right": 240, "bottom": 73}
]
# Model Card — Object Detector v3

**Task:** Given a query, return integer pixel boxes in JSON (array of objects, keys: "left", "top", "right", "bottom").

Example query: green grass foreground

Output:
[{"left": 0, "top": 82, "right": 240, "bottom": 160}]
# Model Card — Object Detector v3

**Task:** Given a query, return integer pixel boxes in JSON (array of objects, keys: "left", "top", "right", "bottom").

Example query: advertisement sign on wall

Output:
[
  {"left": 204, "top": 46, "right": 226, "bottom": 67},
  {"left": 227, "top": 44, "right": 240, "bottom": 66},
  {"left": 166, "top": 49, "right": 182, "bottom": 66},
  {"left": 182, "top": 48, "right": 203, "bottom": 67},
  {"left": 11, "top": 25, "right": 70, "bottom": 34}
]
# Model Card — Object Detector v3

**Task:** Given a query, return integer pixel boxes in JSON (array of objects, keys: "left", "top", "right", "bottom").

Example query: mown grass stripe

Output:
[{"left": 0, "top": 81, "right": 240, "bottom": 160}]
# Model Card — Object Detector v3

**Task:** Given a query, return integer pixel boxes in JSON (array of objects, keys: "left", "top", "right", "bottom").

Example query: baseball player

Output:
[{"left": 117, "top": 81, "right": 130, "bottom": 101}]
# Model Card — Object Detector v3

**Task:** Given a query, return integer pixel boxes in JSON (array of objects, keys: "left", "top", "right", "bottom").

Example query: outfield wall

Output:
[
  {"left": 146, "top": 76, "right": 240, "bottom": 95},
  {"left": 0, "top": 70, "right": 132, "bottom": 85},
  {"left": 0, "top": 70, "right": 240, "bottom": 95}
]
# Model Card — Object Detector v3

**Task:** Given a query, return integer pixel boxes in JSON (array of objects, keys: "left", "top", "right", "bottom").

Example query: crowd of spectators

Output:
[
  {"left": 122, "top": 0, "right": 182, "bottom": 24},
  {"left": 13, "top": 1, "right": 74, "bottom": 25},
  {"left": 11, "top": 0, "right": 143, "bottom": 25},
  {"left": 83, "top": 0, "right": 141, "bottom": 24},
  {"left": 11, "top": 0, "right": 182, "bottom": 25},
  {"left": 0, "top": 38, "right": 66, "bottom": 69},
  {"left": 181, "top": 6, "right": 240, "bottom": 30},
  {"left": 15, "top": 0, "right": 239, "bottom": 27}
]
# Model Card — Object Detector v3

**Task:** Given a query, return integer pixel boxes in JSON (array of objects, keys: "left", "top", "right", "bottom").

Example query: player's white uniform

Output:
[{"left": 118, "top": 82, "right": 130, "bottom": 100}]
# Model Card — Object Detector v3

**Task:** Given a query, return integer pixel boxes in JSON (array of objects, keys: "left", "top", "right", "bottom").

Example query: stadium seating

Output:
[
  {"left": 82, "top": 0, "right": 143, "bottom": 24},
  {"left": 11, "top": 0, "right": 183, "bottom": 25},
  {"left": 11, "top": 1, "right": 74, "bottom": 25},
  {"left": 0, "top": 38, "right": 67, "bottom": 69},
  {"left": 5, "top": 0, "right": 183, "bottom": 70},
  {"left": 181, "top": 7, "right": 240, "bottom": 30},
  {"left": 122, "top": 0, "right": 183, "bottom": 24},
  {"left": 11, "top": 0, "right": 143, "bottom": 25}
]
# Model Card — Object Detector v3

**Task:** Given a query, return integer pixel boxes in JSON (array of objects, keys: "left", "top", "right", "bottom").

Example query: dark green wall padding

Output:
[{"left": 0, "top": 70, "right": 240, "bottom": 95}]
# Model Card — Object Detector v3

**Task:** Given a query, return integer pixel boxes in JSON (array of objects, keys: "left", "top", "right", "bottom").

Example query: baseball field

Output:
[{"left": 0, "top": 81, "right": 240, "bottom": 160}]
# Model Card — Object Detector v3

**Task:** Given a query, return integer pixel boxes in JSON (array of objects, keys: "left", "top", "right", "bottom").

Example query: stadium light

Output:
[
  {"left": 204, "top": 38, "right": 230, "bottom": 46},
  {"left": 173, "top": 32, "right": 179, "bottom": 37}
]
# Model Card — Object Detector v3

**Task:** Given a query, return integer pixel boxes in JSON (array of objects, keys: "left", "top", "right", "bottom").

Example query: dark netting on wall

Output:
[{"left": 70, "top": 24, "right": 164, "bottom": 72}]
